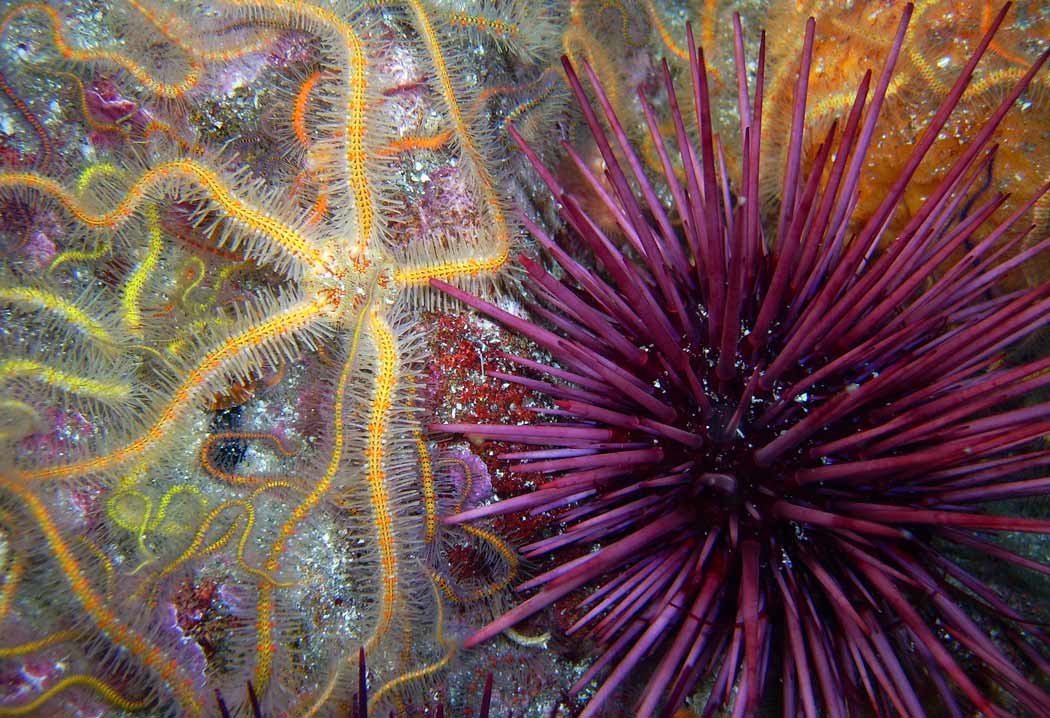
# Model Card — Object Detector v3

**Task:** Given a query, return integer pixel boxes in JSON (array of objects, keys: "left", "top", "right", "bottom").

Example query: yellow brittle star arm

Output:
[
  {"left": 0, "top": 674, "right": 152, "bottom": 716},
  {"left": 415, "top": 430, "right": 438, "bottom": 546},
  {"left": 144, "top": 507, "right": 244, "bottom": 602},
  {"left": 368, "top": 577, "right": 454, "bottom": 712},
  {"left": 122, "top": 205, "right": 164, "bottom": 336},
  {"left": 0, "top": 629, "right": 80, "bottom": 658},
  {"left": 395, "top": 0, "right": 510, "bottom": 284},
  {"left": 431, "top": 523, "right": 519, "bottom": 604},
  {"left": 0, "top": 359, "right": 132, "bottom": 401},
  {"left": 393, "top": 252, "right": 512, "bottom": 285},
  {"left": 0, "top": 287, "right": 113, "bottom": 344},
  {"left": 363, "top": 309, "right": 402, "bottom": 646}
]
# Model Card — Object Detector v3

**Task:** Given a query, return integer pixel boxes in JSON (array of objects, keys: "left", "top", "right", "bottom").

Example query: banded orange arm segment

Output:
[
  {"left": 19, "top": 295, "right": 332, "bottom": 481},
  {"left": 363, "top": 309, "right": 403, "bottom": 652},
  {"left": 0, "top": 476, "right": 204, "bottom": 716},
  {"left": 225, "top": 0, "right": 375, "bottom": 258},
  {"left": 253, "top": 296, "right": 370, "bottom": 690},
  {"left": 0, "top": 160, "right": 334, "bottom": 277},
  {"left": 2, "top": 3, "right": 201, "bottom": 98},
  {"left": 396, "top": 0, "right": 511, "bottom": 284}
]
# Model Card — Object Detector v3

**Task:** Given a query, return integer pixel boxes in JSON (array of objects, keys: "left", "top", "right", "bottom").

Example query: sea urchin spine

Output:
[{"left": 432, "top": 4, "right": 1050, "bottom": 717}]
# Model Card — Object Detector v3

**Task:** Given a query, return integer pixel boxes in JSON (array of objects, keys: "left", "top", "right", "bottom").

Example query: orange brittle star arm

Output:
[
  {"left": 0, "top": 476, "right": 204, "bottom": 716},
  {"left": 1, "top": 3, "right": 201, "bottom": 99},
  {"left": 0, "top": 674, "right": 153, "bottom": 716},
  {"left": 124, "top": 0, "right": 275, "bottom": 63},
  {"left": 415, "top": 430, "right": 438, "bottom": 546},
  {"left": 0, "top": 160, "right": 335, "bottom": 277},
  {"left": 225, "top": 0, "right": 375, "bottom": 259},
  {"left": 138, "top": 510, "right": 244, "bottom": 605},
  {"left": 253, "top": 296, "right": 372, "bottom": 690},
  {"left": 431, "top": 523, "right": 519, "bottom": 604},
  {"left": 368, "top": 577, "right": 454, "bottom": 712},
  {"left": 18, "top": 295, "right": 334, "bottom": 482},
  {"left": 361, "top": 309, "right": 402, "bottom": 649},
  {"left": 200, "top": 431, "right": 299, "bottom": 485},
  {"left": 0, "top": 66, "right": 52, "bottom": 171},
  {"left": 394, "top": 0, "right": 511, "bottom": 285}
]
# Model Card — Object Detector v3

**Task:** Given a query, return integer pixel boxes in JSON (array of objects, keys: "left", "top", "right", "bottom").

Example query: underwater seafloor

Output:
[{"left": 0, "top": 0, "right": 1048, "bottom": 717}]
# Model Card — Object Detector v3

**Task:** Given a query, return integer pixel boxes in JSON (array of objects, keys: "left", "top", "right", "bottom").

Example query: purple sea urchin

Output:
[{"left": 431, "top": 5, "right": 1050, "bottom": 718}]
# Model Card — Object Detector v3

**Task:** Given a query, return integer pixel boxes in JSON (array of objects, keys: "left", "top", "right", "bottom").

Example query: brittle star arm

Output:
[
  {"left": 18, "top": 292, "right": 335, "bottom": 482},
  {"left": 0, "top": 475, "right": 206, "bottom": 716},
  {"left": 222, "top": 0, "right": 377, "bottom": 260}
]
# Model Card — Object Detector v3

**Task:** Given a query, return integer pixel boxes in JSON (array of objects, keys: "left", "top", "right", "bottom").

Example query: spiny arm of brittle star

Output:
[
  {"left": 75, "top": 536, "right": 116, "bottom": 598},
  {"left": 0, "top": 161, "right": 334, "bottom": 277},
  {"left": 415, "top": 430, "right": 438, "bottom": 546},
  {"left": 225, "top": 0, "right": 374, "bottom": 258},
  {"left": 122, "top": 204, "right": 164, "bottom": 336},
  {"left": 430, "top": 524, "right": 519, "bottom": 603},
  {"left": 378, "top": 130, "right": 454, "bottom": 155},
  {"left": 466, "top": 66, "right": 558, "bottom": 131},
  {"left": 229, "top": 488, "right": 300, "bottom": 587},
  {"left": 257, "top": 306, "right": 403, "bottom": 691},
  {"left": 1, "top": 3, "right": 200, "bottom": 99},
  {"left": 44, "top": 69, "right": 128, "bottom": 135},
  {"left": 124, "top": 0, "right": 275, "bottom": 63},
  {"left": 135, "top": 483, "right": 290, "bottom": 604},
  {"left": 201, "top": 431, "right": 299, "bottom": 485},
  {"left": 392, "top": 250, "right": 512, "bottom": 285},
  {"left": 0, "top": 66, "right": 52, "bottom": 171},
  {"left": 253, "top": 296, "right": 372, "bottom": 690},
  {"left": 0, "top": 523, "right": 23, "bottom": 624},
  {"left": 445, "top": 9, "right": 519, "bottom": 43},
  {"left": 642, "top": 0, "right": 694, "bottom": 62},
  {"left": 437, "top": 457, "right": 473, "bottom": 514},
  {"left": 465, "top": 523, "right": 518, "bottom": 568},
  {"left": 403, "top": 0, "right": 510, "bottom": 268},
  {"left": 0, "top": 358, "right": 132, "bottom": 402},
  {"left": 0, "top": 674, "right": 152, "bottom": 716},
  {"left": 979, "top": 2, "right": 1037, "bottom": 67},
  {"left": 563, "top": 24, "right": 625, "bottom": 117},
  {"left": 595, "top": 1, "right": 647, "bottom": 50},
  {"left": 368, "top": 578, "right": 455, "bottom": 712},
  {"left": 0, "top": 287, "right": 114, "bottom": 344},
  {"left": 0, "top": 629, "right": 81, "bottom": 658},
  {"left": 293, "top": 70, "right": 324, "bottom": 151},
  {"left": 0, "top": 476, "right": 204, "bottom": 717},
  {"left": 151, "top": 486, "right": 206, "bottom": 532},
  {"left": 503, "top": 70, "right": 559, "bottom": 127},
  {"left": 107, "top": 489, "right": 156, "bottom": 562},
  {"left": 288, "top": 167, "right": 330, "bottom": 229},
  {"left": 0, "top": 400, "right": 40, "bottom": 441},
  {"left": 138, "top": 510, "right": 244, "bottom": 605},
  {"left": 18, "top": 295, "right": 333, "bottom": 482},
  {"left": 143, "top": 118, "right": 199, "bottom": 154},
  {"left": 362, "top": 309, "right": 405, "bottom": 652},
  {"left": 106, "top": 484, "right": 205, "bottom": 563}
]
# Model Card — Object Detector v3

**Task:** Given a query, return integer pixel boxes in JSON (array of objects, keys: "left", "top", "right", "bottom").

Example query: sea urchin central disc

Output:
[{"left": 432, "top": 5, "right": 1050, "bottom": 718}]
